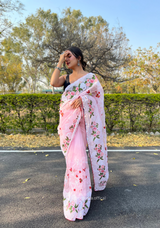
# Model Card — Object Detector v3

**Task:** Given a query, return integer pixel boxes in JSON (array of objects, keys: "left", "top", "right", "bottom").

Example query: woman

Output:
[{"left": 50, "top": 46, "right": 109, "bottom": 221}]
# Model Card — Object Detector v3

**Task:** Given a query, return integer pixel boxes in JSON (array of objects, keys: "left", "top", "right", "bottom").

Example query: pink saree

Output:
[{"left": 58, "top": 72, "right": 109, "bottom": 221}]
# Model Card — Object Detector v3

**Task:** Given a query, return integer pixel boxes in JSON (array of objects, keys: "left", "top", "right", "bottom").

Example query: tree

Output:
[
  {"left": 122, "top": 44, "right": 160, "bottom": 93},
  {"left": 1, "top": 7, "right": 131, "bottom": 94},
  {"left": 0, "top": 0, "right": 24, "bottom": 38},
  {"left": 35, "top": 7, "right": 131, "bottom": 82},
  {"left": 1, "top": 10, "right": 52, "bottom": 93},
  {"left": 0, "top": 51, "right": 24, "bottom": 92}
]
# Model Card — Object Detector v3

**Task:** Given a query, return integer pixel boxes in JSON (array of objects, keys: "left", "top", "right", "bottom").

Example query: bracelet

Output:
[{"left": 55, "top": 66, "right": 61, "bottom": 71}]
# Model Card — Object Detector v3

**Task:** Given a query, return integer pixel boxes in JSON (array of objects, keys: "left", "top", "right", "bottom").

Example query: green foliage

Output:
[
  {"left": 0, "top": 94, "right": 61, "bottom": 133},
  {"left": 1, "top": 7, "right": 130, "bottom": 89},
  {"left": 0, "top": 0, "right": 24, "bottom": 37},
  {"left": 104, "top": 94, "right": 160, "bottom": 132},
  {"left": 1, "top": 94, "right": 160, "bottom": 134}
]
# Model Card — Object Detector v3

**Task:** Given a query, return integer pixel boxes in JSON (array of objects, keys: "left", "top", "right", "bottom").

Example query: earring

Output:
[{"left": 77, "top": 60, "right": 80, "bottom": 66}]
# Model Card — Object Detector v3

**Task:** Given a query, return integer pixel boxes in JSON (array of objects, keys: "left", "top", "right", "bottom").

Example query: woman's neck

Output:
[{"left": 71, "top": 66, "right": 84, "bottom": 77}]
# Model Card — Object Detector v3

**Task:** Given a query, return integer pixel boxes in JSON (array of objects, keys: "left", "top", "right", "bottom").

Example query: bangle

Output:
[{"left": 55, "top": 66, "right": 61, "bottom": 71}]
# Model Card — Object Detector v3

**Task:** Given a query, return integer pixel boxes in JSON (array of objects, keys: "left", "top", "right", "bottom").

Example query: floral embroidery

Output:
[
  {"left": 65, "top": 86, "right": 81, "bottom": 99},
  {"left": 88, "top": 100, "right": 94, "bottom": 118},
  {"left": 69, "top": 116, "right": 79, "bottom": 132},
  {"left": 99, "top": 181, "right": 107, "bottom": 186},
  {"left": 84, "top": 75, "right": 96, "bottom": 88},
  {"left": 82, "top": 199, "right": 89, "bottom": 209},
  {"left": 60, "top": 100, "right": 64, "bottom": 107},
  {"left": 67, "top": 201, "right": 79, "bottom": 213},
  {"left": 97, "top": 165, "right": 106, "bottom": 180},
  {"left": 60, "top": 110, "right": 64, "bottom": 116},
  {"left": 62, "top": 136, "right": 71, "bottom": 153},
  {"left": 91, "top": 122, "right": 100, "bottom": 141},
  {"left": 64, "top": 74, "right": 96, "bottom": 99},
  {"left": 95, "top": 144, "right": 104, "bottom": 162},
  {"left": 96, "top": 91, "right": 100, "bottom": 98},
  {"left": 69, "top": 124, "right": 75, "bottom": 133}
]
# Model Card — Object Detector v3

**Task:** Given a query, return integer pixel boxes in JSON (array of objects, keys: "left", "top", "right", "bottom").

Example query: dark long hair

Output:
[{"left": 66, "top": 46, "right": 87, "bottom": 70}]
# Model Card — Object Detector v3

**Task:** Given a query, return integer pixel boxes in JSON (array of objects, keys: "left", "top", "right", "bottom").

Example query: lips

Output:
[{"left": 66, "top": 62, "right": 70, "bottom": 66}]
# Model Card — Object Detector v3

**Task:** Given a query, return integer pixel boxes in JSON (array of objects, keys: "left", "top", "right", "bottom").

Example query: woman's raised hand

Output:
[{"left": 59, "top": 50, "right": 70, "bottom": 64}]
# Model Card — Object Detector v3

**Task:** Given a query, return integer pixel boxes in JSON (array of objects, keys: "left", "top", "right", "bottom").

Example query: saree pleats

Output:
[{"left": 63, "top": 114, "right": 92, "bottom": 221}]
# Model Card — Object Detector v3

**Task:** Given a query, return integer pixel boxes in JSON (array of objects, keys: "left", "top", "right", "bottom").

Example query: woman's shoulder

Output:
[
  {"left": 88, "top": 72, "right": 96, "bottom": 75},
  {"left": 88, "top": 72, "right": 97, "bottom": 77}
]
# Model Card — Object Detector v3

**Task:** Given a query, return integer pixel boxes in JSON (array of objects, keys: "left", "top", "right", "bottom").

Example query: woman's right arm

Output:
[{"left": 50, "top": 51, "right": 67, "bottom": 87}]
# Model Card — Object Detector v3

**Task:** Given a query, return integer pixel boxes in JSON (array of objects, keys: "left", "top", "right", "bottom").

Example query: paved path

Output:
[{"left": 0, "top": 149, "right": 160, "bottom": 228}]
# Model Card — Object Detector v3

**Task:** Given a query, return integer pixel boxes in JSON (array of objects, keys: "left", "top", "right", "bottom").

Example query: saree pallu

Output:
[{"left": 58, "top": 72, "right": 109, "bottom": 221}]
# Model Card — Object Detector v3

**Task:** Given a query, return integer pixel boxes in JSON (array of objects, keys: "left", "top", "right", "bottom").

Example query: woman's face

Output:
[{"left": 64, "top": 50, "right": 78, "bottom": 69}]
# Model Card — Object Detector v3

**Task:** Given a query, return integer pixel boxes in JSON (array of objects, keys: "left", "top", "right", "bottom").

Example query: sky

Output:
[{"left": 13, "top": 0, "right": 160, "bottom": 52}]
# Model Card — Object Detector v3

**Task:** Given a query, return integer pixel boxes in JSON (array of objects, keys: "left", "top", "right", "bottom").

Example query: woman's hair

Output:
[{"left": 66, "top": 46, "right": 87, "bottom": 70}]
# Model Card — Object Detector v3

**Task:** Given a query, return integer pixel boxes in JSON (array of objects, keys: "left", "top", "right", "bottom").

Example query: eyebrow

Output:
[{"left": 65, "top": 53, "right": 72, "bottom": 57}]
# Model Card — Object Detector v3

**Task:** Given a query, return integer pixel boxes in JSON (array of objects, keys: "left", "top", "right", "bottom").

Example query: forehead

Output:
[{"left": 65, "top": 50, "right": 72, "bottom": 56}]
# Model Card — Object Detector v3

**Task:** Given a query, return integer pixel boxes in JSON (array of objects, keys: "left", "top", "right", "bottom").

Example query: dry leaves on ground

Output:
[
  {"left": 0, "top": 133, "right": 160, "bottom": 148},
  {"left": 107, "top": 134, "right": 160, "bottom": 147}
]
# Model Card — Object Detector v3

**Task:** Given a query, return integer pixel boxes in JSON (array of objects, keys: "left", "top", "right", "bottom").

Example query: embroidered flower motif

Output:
[
  {"left": 96, "top": 91, "right": 100, "bottom": 98},
  {"left": 88, "top": 100, "right": 94, "bottom": 118},
  {"left": 97, "top": 165, "right": 106, "bottom": 180},
  {"left": 84, "top": 75, "right": 96, "bottom": 88},
  {"left": 99, "top": 181, "right": 107, "bottom": 186},
  {"left": 80, "top": 82, "right": 86, "bottom": 90},
  {"left": 91, "top": 122, "right": 100, "bottom": 141},
  {"left": 94, "top": 144, "right": 104, "bottom": 162},
  {"left": 66, "top": 201, "right": 79, "bottom": 213},
  {"left": 60, "top": 110, "right": 64, "bottom": 116},
  {"left": 82, "top": 199, "right": 89, "bottom": 209},
  {"left": 69, "top": 124, "right": 76, "bottom": 133},
  {"left": 62, "top": 136, "right": 71, "bottom": 153}
]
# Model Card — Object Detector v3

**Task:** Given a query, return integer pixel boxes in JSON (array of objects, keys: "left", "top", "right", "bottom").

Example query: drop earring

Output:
[{"left": 77, "top": 60, "right": 80, "bottom": 66}]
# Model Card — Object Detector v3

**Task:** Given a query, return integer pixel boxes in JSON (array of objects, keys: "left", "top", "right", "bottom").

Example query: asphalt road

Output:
[{"left": 0, "top": 149, "right": 160, "bottom": 228}]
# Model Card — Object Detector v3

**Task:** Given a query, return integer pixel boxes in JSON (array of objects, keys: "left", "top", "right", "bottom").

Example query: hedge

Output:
[{"left": 0, "top": 94, "right": 160, "bottom": 133}]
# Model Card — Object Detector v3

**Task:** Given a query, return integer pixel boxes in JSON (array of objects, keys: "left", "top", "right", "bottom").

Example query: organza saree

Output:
[{"left": 58, "top": 72, "right": 109, "bottom": 221}]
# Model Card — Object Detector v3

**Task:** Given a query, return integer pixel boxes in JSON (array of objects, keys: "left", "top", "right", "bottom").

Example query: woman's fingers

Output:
[{"left": 71, "top": 98, "right": 82, "bottom": 109}]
